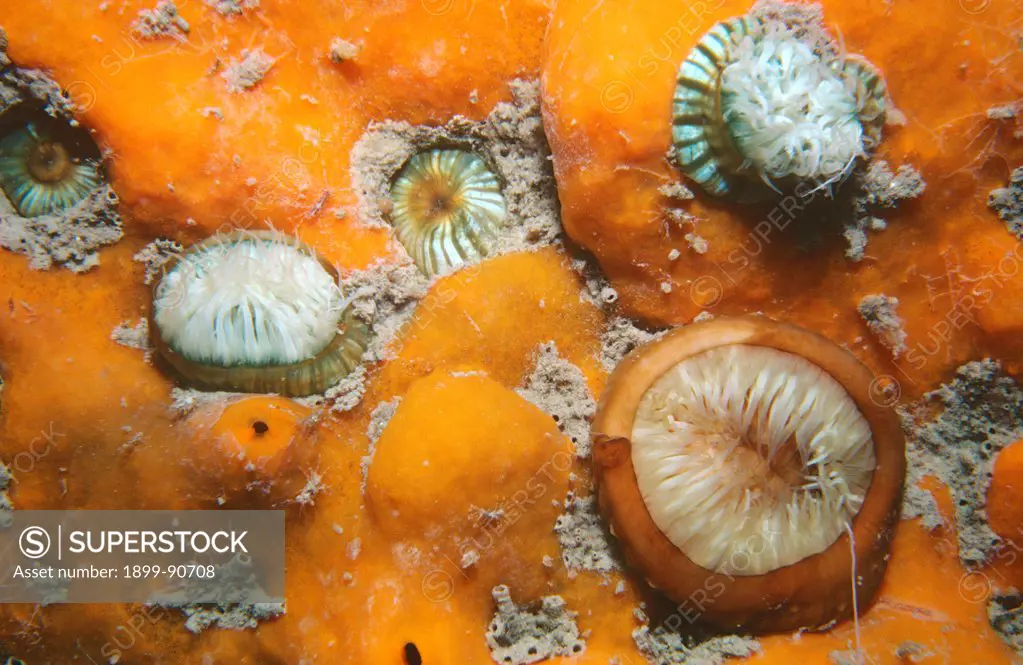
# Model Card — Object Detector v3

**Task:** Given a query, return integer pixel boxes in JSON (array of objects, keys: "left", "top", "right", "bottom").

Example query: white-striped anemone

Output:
[
  {"left": 632, "top": 345, "right": 874, "bottom": 575},
  {"left": 389, "top": 148, "right": 506, "bottom": 277},
  {"left": 151, "top": 230, "right": 368, "bottom": 396},
  {"left": 0, "top": 109, "right": 103, "bottom": 217},
  {"left": 592, "top": 317, "right": 905, "bottom": 633},
  {"left": 673, "top": 16, "right": 887, "bottom": 200}
]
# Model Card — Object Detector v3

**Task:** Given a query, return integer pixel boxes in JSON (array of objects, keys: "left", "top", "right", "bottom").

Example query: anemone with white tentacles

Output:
[
  {"left": 632, "top": 344, "right": 876, "bottom": 575},
  {"left": 151, "top": 229, "right": 368, "bottom": 396},
  {"left": 591, "top": 316, "right": 905, "bottom": 634},
  {"left": 672, "top": 11, "right": 887, "bottom": 200}
]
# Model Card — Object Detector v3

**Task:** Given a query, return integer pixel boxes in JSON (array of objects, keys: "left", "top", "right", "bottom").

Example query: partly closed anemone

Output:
[
  {"left": 592, "top": 316, "right": 905, "bottom": 634},
  {"left": 151, "top": 230, "right": 369, "bottom": 396},
  {"left": 0, "top": 106, "right": 103, "bottom": 217},
  {"left": 389, "top": 148, "right": 506, "bottom": 277},
  {"left": 673, "top": 16, "right": 887, "bottom": 199}
]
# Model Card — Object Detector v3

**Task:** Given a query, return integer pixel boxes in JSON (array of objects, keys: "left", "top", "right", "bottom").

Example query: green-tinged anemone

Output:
[
  {"left": 673, "top": 16, "right": 887, "bottom": 200},
  {"left": 151, "top": 230, "right": 369, "bottom": 396},
  {"left": 0, "top": 110, "right": 103, "bottom": 217},
  {"left": 389, "top": 148, "right": 506, "bottom": 277}
]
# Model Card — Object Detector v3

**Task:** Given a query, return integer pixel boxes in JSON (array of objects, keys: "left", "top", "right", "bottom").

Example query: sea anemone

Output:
[
  {"left": 151, "top": 230, "right": 368, "bottom": 396},
  {"left": 673, "top": 16, "right": 887, "bottom": 199},
  {"left": 0, "top": 106, "right": 103, "bottom": 217},
  {"left": 592, "top": 316, "right": 905, "bottom": 633},
  {"left": 389, "top": 148, "right": 506, "bottom": 277}
]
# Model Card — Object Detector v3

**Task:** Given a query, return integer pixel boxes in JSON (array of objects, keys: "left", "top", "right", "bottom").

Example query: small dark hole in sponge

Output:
[
  {"left": 404, "top": 642, "right": 422, "bottom": 665},
  {"left": 252, "top": 421, "right": 270, "bottom": 435}
]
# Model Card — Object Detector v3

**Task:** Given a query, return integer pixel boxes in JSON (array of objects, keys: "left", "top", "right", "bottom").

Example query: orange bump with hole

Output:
[{"left": 186, "top": 396, "right": 318, "bottom": 502}]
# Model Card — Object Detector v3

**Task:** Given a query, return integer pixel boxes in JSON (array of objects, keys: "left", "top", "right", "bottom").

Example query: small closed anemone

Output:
[
  {"left": 592, "top": 317, "right": 905, "bottom": 634},
  {"left": 673, "top": 14, "right": 886, "bottom": 200},
  {"left": 0, "top": 106, "right": 103, "bottom": 217},
  {"left": 389, "top": 148, "right": 506, "bottom": 277},
  {"left": 151, "top": 230, "right": 368, "bottom": 396}
]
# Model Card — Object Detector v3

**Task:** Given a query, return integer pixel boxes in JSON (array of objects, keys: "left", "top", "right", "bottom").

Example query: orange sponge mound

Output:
[
  {"left": 188, "top": 395, "right": 318, "bottom": 505},
  {"left": 366, "top": 370, "right": 572, "bottom": 537},
  {"left": 989, "top": 438, "right": 1023, "bottom": 543}
]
